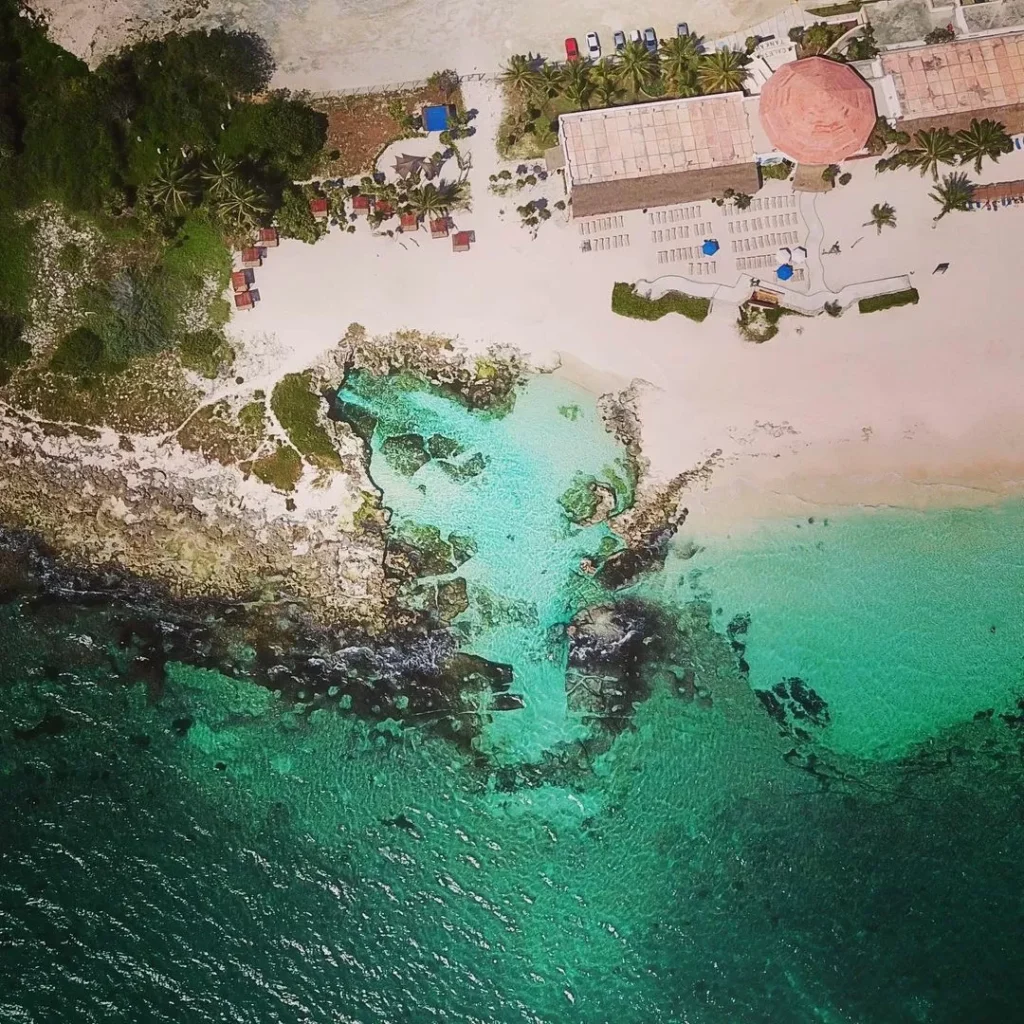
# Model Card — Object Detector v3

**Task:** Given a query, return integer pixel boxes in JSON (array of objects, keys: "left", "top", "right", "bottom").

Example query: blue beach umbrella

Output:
[
  {"left": 776, "top": 263, "right": 794, "bottom": 281},
  {"left": 702, "top": 238, "right": 719, "bottom": 256}
]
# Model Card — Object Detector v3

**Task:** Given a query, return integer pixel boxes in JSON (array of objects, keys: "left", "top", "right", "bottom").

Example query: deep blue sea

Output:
[{"left": 2, "top": 374, "right": 1023, "bottom": 1023}]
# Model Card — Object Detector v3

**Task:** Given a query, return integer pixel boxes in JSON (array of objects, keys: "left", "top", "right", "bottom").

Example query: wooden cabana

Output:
[
  {"left": 240, "top": 247, "right": 262, "bottom": 269},
  {"left": 258, "top": 226, "right": 279, "bottom": 247},
  {"left": 452, "top": 230, "right": 472, "bottom": 252},
  {"left": 310, "top": 197, "right": 329, "bottom": 220},
  {"left": 351, "top": 194, "right": 373, "bottom": 216},
  {"left": 231, "top": 270, "right": 252, "bottom": 293},
  {"left": 234, "top": 291, "right": 255, "bottom": 310},
  {"left": 400, "top": 212, "right": 420, "bottom": 231},
  {"left": 430, "top": 217, "right": 449, "bottom": 239}
]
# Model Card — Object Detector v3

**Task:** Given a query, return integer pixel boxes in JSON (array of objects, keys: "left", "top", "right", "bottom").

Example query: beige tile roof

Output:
[
  {"left": 882, "top": 33, "right": 1024, "bottom": 120},
  {"left": 560, "top": 94, "right": 755, "bottom": 187}
]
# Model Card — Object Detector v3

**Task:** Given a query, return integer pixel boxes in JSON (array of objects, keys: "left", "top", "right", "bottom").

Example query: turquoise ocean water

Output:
[{"left": 2, "top": 373, "right": 1024, "bottom": 1023}]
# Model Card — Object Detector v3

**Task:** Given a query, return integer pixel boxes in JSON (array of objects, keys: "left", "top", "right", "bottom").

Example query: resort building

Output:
[
  {"left": 758, "top": 57, "right": 877, "bottom": 165},
  {"left": 558, "top": 93, "right": 760, "bottom": 218},
  {"left": 879, "top": 32, "right": 1024, "bottom": 134}
]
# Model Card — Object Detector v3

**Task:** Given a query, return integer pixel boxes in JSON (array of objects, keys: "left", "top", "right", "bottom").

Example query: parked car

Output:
[
  {"left": 643, "top": 27, "right": 658, "bottom": 52},
  {"left": 586, "top": 31, "right": 601, "bottom": 59},
  {"left": 613, "top": 29, "right": 626, "bottom": 52},
  {"left": 677, "top": 22, "right": 689, "bottom": 37},
  {"left": 630, "top": 29, "right": 642, "bottom": 44},
  {"left": 565, "top": 36, "right": 579, "bottom": 62}
]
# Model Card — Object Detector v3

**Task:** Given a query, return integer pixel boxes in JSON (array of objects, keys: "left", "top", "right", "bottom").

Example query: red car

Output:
[{"left": 565, "top": 37, "right": 580, "bottom": 62}]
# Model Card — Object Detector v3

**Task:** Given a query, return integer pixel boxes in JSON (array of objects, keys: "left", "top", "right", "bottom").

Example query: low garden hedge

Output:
[
  {"left": 611, "top": 283, "right": 710, "bottom": 323},
  {"left": 857, "top": 288, "right": 919, "bottom": 314}
]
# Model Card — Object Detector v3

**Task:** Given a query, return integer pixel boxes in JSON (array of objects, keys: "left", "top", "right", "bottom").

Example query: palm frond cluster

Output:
[
  {"left": 500, "top": 35, "right": 749, "bottom": 114},
  {"left": 875, "top": 118, "right": 1014, "bottom": 179}
]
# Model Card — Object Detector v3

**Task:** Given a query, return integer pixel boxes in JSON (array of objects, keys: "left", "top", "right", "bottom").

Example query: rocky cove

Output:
[{"left": 0, "top": 328, "right": 720, "bottom": 757}]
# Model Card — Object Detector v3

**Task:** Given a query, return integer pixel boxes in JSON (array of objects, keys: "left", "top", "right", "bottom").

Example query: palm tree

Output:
[
  {"left": 696, "top": 48, "right": 750, "bottom": 94},
  {"left": 561, "top": 59, "right": 592, "bottom": 110},
  {"left": 200, "top": 154, "right": 240, "bottom": 200},
  {"left": 930, "top": 171, "right": 975, "bottom": 220},
  {"left": 955, "top": 118, "right": 1013, "bottom": 173},
  {"left": 407, "top": 179, "right": 469, "bottom": 219},
  {"left": 589, "top": 62, "right": 624, "bottom": 108},
  {"left": 532, "top": 63, "right": 564, "bottom": 102},
  {"left": 147, "top": 156, "right": 196, "bottom": 214},
  {"left": 904, "top": 127, "right": 958, "bottom": 179},
  {"left": 864, "top": 202, "right": 897, "bottom": 234},
  {"left": 659, "top": 33, "right": 703, "bottom": 95},
  {"left": 615, "top": 40, "right": 658, "bottom": 97},
  {"left": 217, "top": 181, "right": 268, "bottom": 230},
  {"left": 500, "top": 55, "right": 539, "bottom": 101}
]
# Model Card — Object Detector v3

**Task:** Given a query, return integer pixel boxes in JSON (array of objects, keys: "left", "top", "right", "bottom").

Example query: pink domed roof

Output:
[{"left": 759, "top": 57, "right": 877, "bottom": 165}]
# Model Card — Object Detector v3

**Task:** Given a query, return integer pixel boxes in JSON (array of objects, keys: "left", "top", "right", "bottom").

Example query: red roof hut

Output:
[
  {"left": 310, "top": 197, "right": 329, "bottom": 219},
  {"left": 351, "top": 194, "right": 373, "bottom": 216},
  {"left": 400, "top": 212, "right": 419, "bottom": 231},
  {"left": 430, "top": 217, "right": 449, "bottom": 239},
  {"left": 234, "top": 291, "right": 255, "bottom": 310},
  {"left": 452, "top": 231, "right": 472, "bottom": 252},
  {"left": 375, "top": 200, "right": 395, "bottom": 218},
  {"left": 258, "top": 226, "right": 279, "bottom": 247},
  {"left": 759, "top": 57, "right": 877, "bottom": 165},
  {"left": 240, "top": 247, "right": 262, "bottom": 268},
  {"left": 231, "top": 270, "right": 251, "bottom": 293}
]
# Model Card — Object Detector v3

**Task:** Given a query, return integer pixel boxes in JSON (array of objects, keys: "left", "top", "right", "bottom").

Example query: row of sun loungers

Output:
[
  {"left": 728, "top": 214, "right": 798, "bottom": 233},
  {"left": 578, "top": 215, "right": 624, "bottom": 235},
  {"left": 581, "top": 234, "right": 631, "bottom": 252},
  {"left": 656, "top": 245, "right": 706, "bottom": 262},
  {"left": 731, "top": 231, "right": 800, "bottom": 253},
  {"left": 649, "top": 205, "right": 702, "bottom": 224},
  {"left": 727, "top": 195, "right": 797, "bottom": 215},
  {"left": 650, "top": 224, "right": 712, "bottom": 242}
]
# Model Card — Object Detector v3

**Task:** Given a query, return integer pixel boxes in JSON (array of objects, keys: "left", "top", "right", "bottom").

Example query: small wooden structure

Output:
[
  {"left": 231, "top": 269, "right": 253, "bottom": 293},
  {"left": 400, "top": 212, "right": 419, "bottom": 231},
  {"left": 351, "top": 194, "right": 373, "bottom": 216},
  {"left": 452, "top": 230, "right": 473, "bottom": 252},
  {"left": 430, "top": 217, "right": 449, "bottom": 239},
  {"left": 258, "top": 226, "right": 279, "bottom": 247},
  {"left": 234, "top": 291, "right": 255, "bottom": 310},
  {"left": 240, "top": 247, "right": 262, "bottom": 269},
  {"left": 310, "top": 197, "right": 329, "bottom": 220},
  {"left": 749, "top": 288, "right": 782, "bottom": 308},
  {"left": 375, "top": 201, "right": 395, "bottom": 218}
]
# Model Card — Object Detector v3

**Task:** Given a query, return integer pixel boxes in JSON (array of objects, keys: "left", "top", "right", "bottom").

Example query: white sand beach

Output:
[
  {"left": 225, "top": 75, "right": 1024, "bottom": 535},
  {"left": 35, "top": 0, "right": 789, "bottom": 89}
]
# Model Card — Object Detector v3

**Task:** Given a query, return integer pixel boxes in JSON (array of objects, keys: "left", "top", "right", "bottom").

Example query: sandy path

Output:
[{"left": 35, "top": 0, "right": 789, "bottom": 90}]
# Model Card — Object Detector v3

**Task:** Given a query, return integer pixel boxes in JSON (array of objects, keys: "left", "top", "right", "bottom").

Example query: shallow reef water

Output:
[{"left": 2, "top": 374, "right": 1024, "bottom": 1023}]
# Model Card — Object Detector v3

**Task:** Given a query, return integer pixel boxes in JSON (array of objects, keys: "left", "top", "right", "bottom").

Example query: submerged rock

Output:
[
  {"left": 437, "top": 451, "right": 487, "bottom": 482},
  {"left": 426, "top": 433, "right": 464, "bottom": 460},
  {"left": 380, "top": 433, "right": 431, "bottom": 475},
  {"left": 755, "top": 676, "right": 831, "bottom": 734}
]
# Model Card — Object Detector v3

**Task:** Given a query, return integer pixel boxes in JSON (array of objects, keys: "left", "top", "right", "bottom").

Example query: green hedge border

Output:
[
  {"left": 611, "top": 283, "right": 710, "bottom": 323},
  {"left": 857, "top": 288, "right": 920, "bottom": 314}
]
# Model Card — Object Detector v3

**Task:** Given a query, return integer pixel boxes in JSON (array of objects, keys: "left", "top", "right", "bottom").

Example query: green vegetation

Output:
[
  {"left": 875, "top": 121, "right": 1011, "bottom": 180},
  {"left": 955, "top": 118, "right": 1014, "bottom": 173},
  {"left": 864, "top": 202, "right": 897, "bottom": 234},
  {"left": 925, "top": 26, "right": 956, "bottom": 45},
  {"left": 558, "top": 473, "right": 601, "bottom": 524},
  {"left": 270, "top": 373, "right": 343, "bottom": 470},
  {"left": 611, "top": 283, "right": 710, "bottom": 323},
  {"left": 930, "top": 172, "right": 975, "bottom": 220},
  {"left": 0, "top": 311, "right": 30, "bottom": 385},
  {"left": 761, "top": 159, "right": 794, "bottom": 181},
  {"left": 497, "top": 32, "right": 749, "bottom": 158},
  {"left": 866, "top": 116, "right": 910, "bottom": 156},
  {"left": 857, "top": 288, "right": 920, "bottom": 314},
  {"left": 177, "top": 329, "right": 234, "bottom": 378},
  {"left": 737, "top": 303, "right": 804, "bottom": 342},
  {"left": 0, "top": 2, "right": 327, "bottom": 392},
  {"left": 246, "top": 444, "right": 304, "bottom": 491}
]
